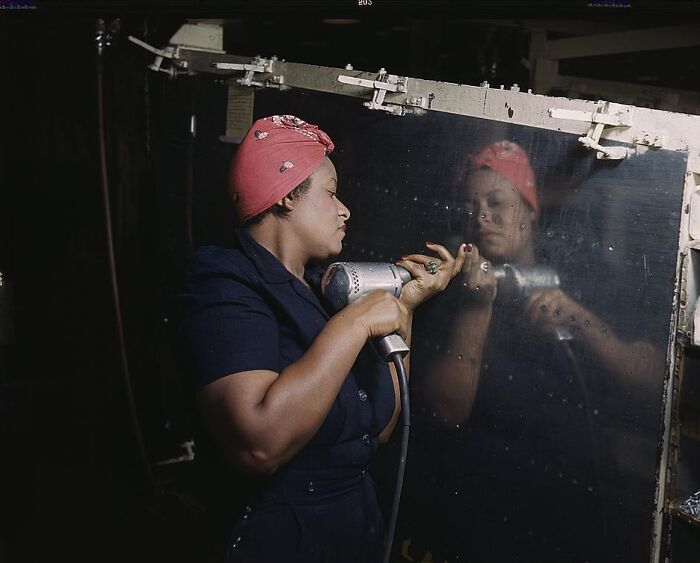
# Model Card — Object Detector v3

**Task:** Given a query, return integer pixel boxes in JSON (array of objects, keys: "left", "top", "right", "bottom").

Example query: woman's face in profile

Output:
[
  {"left": 462, "top": 168, "right": 537, "bottom": 263},
  {"left": 288, "top": 157, "right": 351, "bottom": 260}
]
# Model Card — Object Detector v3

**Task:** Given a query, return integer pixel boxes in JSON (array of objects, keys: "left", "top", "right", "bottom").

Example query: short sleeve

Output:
[{"left": 179, "top": 279, "right": 280, "bottom": 387}]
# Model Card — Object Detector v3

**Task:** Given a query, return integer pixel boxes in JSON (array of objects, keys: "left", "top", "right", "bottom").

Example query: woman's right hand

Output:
[
  {"left": 345, "top": 290, "right": 410, "bottom": 340},
  {"left": 460, "top": 243, "right": 497, "bottom": 306}
]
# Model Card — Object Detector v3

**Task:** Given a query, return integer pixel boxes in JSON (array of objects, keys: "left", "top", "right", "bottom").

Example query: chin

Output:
[
  {"left": 330, "top": 235, "right": 345, "bottom": 256},
  {"left": 478, "top": 242, "right": 500, "bottom": 260},
  {"left": 317, "top": 244, "right": 342, "bottom": 262}
]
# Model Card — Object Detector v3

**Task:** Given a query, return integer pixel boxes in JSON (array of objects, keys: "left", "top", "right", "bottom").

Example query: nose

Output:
[
  {"left": 337, "top": 197, "right": 350, "bottom": 221},
  {"left": 477, "top": 207, "right": 490, "bottom": 224}
]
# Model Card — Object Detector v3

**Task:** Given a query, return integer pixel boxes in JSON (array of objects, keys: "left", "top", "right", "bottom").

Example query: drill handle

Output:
[{"left": 374, "top": 333, "right": 410, "bottom": 361}]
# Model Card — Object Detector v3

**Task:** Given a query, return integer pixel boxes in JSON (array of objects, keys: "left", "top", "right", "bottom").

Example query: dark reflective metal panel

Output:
[{"left": 254, "top": 89, "right": 686, "bottom": 563}]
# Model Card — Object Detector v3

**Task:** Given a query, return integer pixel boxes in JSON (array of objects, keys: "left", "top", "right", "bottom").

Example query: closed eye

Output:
[{"left": 488, "top": 198, "right": 505, "bottom": 208}]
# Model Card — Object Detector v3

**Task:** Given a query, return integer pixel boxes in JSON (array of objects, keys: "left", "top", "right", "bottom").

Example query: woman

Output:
[
  {"left": 178, "top": 115, "right": 467, "bottom": 563},
  {"left": 423, "top": 139, "right": 662, "bottom": 424},
  {"left": 412, "top": 140, "right": 664, "bottom": 562}
]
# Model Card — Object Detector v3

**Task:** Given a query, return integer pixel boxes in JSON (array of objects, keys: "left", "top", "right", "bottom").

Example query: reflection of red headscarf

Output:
[
  {"left": 468, "top": 140, "right": 538, "bottom": 212},
  {"left": 229, "top": 115, "right": 335, "bottom": 223}
]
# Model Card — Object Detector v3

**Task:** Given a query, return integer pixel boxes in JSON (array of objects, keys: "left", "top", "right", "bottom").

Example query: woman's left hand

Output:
[
  {"left": 525, "top": 288, "right": 593, "bottom": 334},
  {"left": 395, "top": 242, "right": 468, "bottom": 312}
]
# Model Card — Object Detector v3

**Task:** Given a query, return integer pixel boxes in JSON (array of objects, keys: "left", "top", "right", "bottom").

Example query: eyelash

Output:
[{"left": 465, "top": 200, "right": 503, "bottom": 212}]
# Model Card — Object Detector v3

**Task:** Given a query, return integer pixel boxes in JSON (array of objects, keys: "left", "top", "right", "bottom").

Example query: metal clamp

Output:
[
  {"left": 129, "top": 23, "right": 228, "bottom": 79},
  {"left": 156, "top": 440, "right": 196, "bottom": 466},
  {"left": 337, "top": 68, "right": 408, "bottom": 116},
  {"left": 633, "top": 132, "right": 664, "bottom": 148},
  {"left": 214, "top": 60, "right": 269, "bottom": 74},
  {"left": 128, "top": 36, "right": 180, "bottom": 77},
  {"left": 213, "top": 56, "right": 287, "bottom": 89},
  {"left": 406, "top": 95, "right": 432, "bottom": 110},
  {"left": 549, "top": 100, "right": 634, "bottom": 160}
]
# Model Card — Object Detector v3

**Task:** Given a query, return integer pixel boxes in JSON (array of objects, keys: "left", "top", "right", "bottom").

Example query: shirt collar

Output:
[
  {"left": 236, "top": 229, "right": 330, "bottom": 318},
  {"left": 236, "top": 228, "right": 296, "bottom": 284}
]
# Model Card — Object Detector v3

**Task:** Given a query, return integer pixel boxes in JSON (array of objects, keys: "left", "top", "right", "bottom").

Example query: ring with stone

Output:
[
  {"left": 426, "top": 260, "right": 439, "bottom": 275},
  {"left": 480, "top": 261, "right": 489, "bottom": 272}
]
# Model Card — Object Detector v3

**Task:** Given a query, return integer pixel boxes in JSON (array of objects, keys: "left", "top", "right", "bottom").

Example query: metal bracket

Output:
[
  {"left": 128, "top": 36, "right": 181, "bottom": 77},
  {"left": 128, "top": 23, "right": 227, "bottom": 78},
  {"left": 406, "top": 95, "right": 431, "bottom": 110},
  {"left": 678, "top": 156, "right": 700, "bottom": 345},
  {"left": 128, "top": 38, "right": 222, "bottom": 77},
  {"left": 156, "top": 440, "right": 196, "bottom": 466},
  {"left": 633, "top": 132, "right": 665, "bottom": 148},
  {"left": 678, "top": 246, "right": 700, "bottom": 346},
  {"left": 549, "top": 100, "right": 634, "bottom": 160},
  {"left": 214, "top": 56, "right": 288, "bottom": 90},
  {"left": 337, "top": 68, "right": 408, "bottom": 116}
]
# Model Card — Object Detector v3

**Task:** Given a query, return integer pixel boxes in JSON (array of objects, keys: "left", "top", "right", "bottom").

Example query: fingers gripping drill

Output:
[
  {"left": 321, "top": 261, "right": 412, "bottom": 359},
  {"left": 493, "top": 263, "right": 573, "bottom": 341}
]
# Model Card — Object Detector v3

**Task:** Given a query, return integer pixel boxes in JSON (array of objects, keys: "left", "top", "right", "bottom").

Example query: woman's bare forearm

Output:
[
  {"left": 578, "top": 319, "right": 663, "bottom": 388},
  {"left": 420, "top": 305, "right": 492, "bottom": 425}
]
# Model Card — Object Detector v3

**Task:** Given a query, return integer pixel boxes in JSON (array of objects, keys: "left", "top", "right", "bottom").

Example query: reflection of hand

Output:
[
  {"left": 525, "top": 289, "right": 592, "bottom": 334},
  {"left": 525, "top": 288, "right": 660, "bottom": 390},
  {"left": 460, "top": 244, "right": 497, "bottom": 306},
  {"left": 395, "top": 242, "right": 467, "bottom": 312}
]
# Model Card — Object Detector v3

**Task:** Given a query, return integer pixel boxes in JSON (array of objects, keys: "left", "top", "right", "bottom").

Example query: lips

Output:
[{"left": 478, "top": 229, "right": 501, "bottom": 241}]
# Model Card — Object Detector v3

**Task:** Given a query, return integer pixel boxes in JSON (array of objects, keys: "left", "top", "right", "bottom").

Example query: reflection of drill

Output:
[{"left": 493, "top": 263, "right": 572, "bottom": 341}]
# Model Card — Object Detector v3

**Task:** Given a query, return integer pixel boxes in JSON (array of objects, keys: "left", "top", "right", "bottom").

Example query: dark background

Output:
[{"left": 2, "top": 2, "right": 700, "bottom": 562}]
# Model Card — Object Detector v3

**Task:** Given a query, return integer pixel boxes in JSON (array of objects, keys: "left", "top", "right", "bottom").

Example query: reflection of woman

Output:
[
  {"left": 424, "top": 140, "right": 662, "bottom": 424},
  {"left": 177, "top": 115, "right": 466, "bottom": 563},
  {"left": 411, "top": 140, "right": 664, "bottom": 562}
]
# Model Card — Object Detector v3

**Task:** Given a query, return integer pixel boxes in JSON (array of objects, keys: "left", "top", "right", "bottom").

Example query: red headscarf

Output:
[
  {"left": 467, "top": 140, "right": 538, "bottom": 212},
  {"left": 229, "top": 115, "right": 335, "bottom": 223}
]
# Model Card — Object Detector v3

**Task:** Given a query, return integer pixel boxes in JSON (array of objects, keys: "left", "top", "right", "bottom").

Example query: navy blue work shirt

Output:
[{"left": 178, "top": 228, "right": 396, "bottom": 483}]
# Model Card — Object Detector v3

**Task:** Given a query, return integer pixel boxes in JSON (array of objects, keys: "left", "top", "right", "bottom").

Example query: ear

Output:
[
  {"left": 528, "top": 207, "right": 538, "bottom": 223},
  {"left": 276, "top": 193, "right": 296, "bottom": 211}
]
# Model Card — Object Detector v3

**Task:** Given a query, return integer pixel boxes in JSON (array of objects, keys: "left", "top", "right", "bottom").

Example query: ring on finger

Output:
[
  {"left": 426, "top": 260, "right": 439, "bottom": 275},
  {"left": 479, "top": 261, "right": 489, "bottom": 272}
]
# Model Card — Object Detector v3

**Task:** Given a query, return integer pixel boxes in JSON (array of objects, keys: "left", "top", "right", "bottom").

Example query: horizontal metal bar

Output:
[{"left": 175, "top": 51, "right": 700, "bottom": 151}]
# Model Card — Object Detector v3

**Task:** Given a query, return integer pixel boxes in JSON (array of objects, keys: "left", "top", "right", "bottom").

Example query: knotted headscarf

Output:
[
  {"left": 229, "top": 115, "right": 335, "bottom": 223},
  {"left": 467, "top": 140, "right": 538, "bottom": 212}
]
